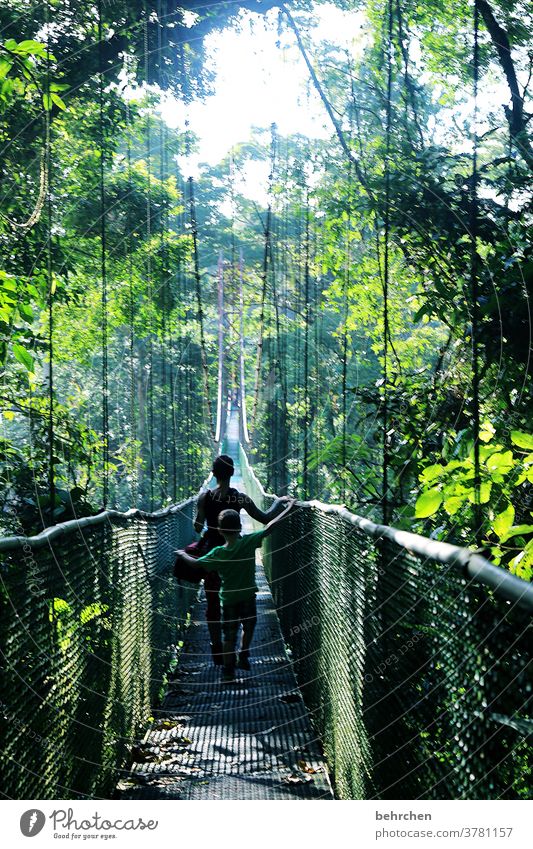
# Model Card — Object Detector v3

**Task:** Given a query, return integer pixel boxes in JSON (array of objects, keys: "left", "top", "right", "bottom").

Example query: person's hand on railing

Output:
[{"left": 263, "top": 497, "right": 295, "bottom": 538}]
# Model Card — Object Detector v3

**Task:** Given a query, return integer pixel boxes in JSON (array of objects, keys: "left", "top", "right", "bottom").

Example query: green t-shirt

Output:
[{"left": 197, "top": 530, "right": 265, "bottom": 604}]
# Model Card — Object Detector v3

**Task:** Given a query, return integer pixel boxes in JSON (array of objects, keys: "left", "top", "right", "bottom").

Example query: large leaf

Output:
[
  {"left": 443, "top": 495, "right": 463, "bottom": 515},
  {"left": 12, "top": 343, "right": 34, "bottom": 372},
  {"left": 511, "top": 431, "right": 533, "bottom": 451},
  {"left": 500, "top": 524, "right": 533, "bottom": 544},
  {"left": 492, "top": 504, "right": 515, "bottom": 540},
  {"left": 15, "top": 40, "right": 47, "bottom": 56},
  {"left": 486, "top": 451, "right": 514, "bottom": 477},
  {"left": 415, "top": 488, "right": 442, "bottom": 518},
  {"left": 419, "top": 463, "right": 445, "bottom": 484},
  {"left": 479, "top": 420, "right": 495, "bottom": 443}
]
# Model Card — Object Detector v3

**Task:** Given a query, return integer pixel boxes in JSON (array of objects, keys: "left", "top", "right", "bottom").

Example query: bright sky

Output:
[{"left": 162, "top": 3, "right": 367, "bottom": 192}]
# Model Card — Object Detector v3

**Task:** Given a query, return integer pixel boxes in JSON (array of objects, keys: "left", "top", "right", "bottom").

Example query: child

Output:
[
  {"left": 174, "top": 453, "right": 290, "bottom": 666},
  {"left": 176, "top": 498, "right": 295, "bottom": 683}
]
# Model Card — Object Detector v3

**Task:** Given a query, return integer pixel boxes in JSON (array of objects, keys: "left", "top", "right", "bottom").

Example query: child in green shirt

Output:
[{"left": 176, "top": 499, "right": 294, "bottom": 683}]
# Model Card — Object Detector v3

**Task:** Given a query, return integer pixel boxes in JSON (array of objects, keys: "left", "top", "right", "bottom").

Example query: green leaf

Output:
[
  {"left": 80, "top": 603, "right": 109, "bottom": 625},
  {"left": 415, "top": 488, "right": 442, "bottom": 518},
  {"left": 51, "top": 92, "right": 66, "bottom": 110},
  {"left": 511, "top": 431, "right": 533, "bottom": 451},
  {"left": 12, "top": 343, "right": 34, "bottom": 372},
  {"left": 50, "top": 597, "right": 71, "bottom": 615},
  {"left": 516, "top": 469, "right": 533, "bottom": 485},
  {"left": 443, "top": 495, "right": 463, "bottom": 515},
  {"left": 42, "top": 92, "right": 52, "bottom": 111},
  {"left": 18, "top": 302, "right": 33, "bottom": 321},
  {"left": 479, "top": 420, "right": 495, "bottom": 443},
  {"left": 486, "top": 451, "right": 514, "bottom": 477},
  {"left": 0, "top": 304, "right": 13, "bottom": 322},
  {"left": 500, "top": 524, "right": 533, "bottom": 544},
  {"left": 492, "top": 503, "right": 515, "bottom": 539},
  {"left": 15, "top": 40, "right": 47, "bottom": 56},
  {"left": 419, "top": 463, "right": 445, "bottom": 484},
  {"left": 413, "top": 303, "right": 430, "bottom": 323},
  {"left": 0, "top": 58, "right": 12, "bottom": 79},
  {"left": 510, "top": 541, "right": 533, "bottom": 581}
]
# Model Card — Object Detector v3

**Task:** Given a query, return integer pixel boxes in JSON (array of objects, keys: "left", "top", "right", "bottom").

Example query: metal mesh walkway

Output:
[
  {"left": 117, "top": 413, "right": 334, "bottom": 800},
  {"left": 117, "top": 561, "right": 333, "bottom": 799}
]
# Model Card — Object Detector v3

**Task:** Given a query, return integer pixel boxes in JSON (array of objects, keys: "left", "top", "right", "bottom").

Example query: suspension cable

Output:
[
  {"left": 187, "top": 173, "right": 216, "bottom": 442},
  {"left": 125, "top": 73, "right": 137, "bottom": 505},
  {"left": 45, "top": 1, "right": 55, "bottom": 522},
  {"left": 215, "top": 251, "right": 224, "bottom": 444},
  {"left": 158, "top": 0, "right": 169, "bottom": 498},
  {"left": 471, "top": 0, "right": 482, "bottom": 543},
  {"left": 252, "top": 123, "right": 276, "bottom": 432},
  {"left": 98, "top": 0, "right": 110, "bottom": 509},
  {"left": 303, "top": 185, "right": 311, "bottom": 498},
  {"left": 239, "top": 248, "right": 250, "bottom": 443},
  {"left": 382, "top": 0, "right": 393, "bottom": 526},
  {"left": 144, "top": 16, "right": 156, "bottom": 509}
]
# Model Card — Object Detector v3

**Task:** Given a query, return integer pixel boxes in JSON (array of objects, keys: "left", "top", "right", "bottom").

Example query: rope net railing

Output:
[
  {"left": 0, "top": 499, "right": 197, "bottom": 799},
  {"left": 240, "top": 446, "right": 533, "bottom": 800}
]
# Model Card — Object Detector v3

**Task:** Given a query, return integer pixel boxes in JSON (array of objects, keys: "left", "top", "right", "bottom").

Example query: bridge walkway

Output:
[{"left": 117, "top": 411, "right": 333, "bottom": 800}]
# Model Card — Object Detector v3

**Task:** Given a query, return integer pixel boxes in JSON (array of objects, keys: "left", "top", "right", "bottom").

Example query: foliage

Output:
[
  {"left": 415, "top": 429, "right": 533, "bottom": 579},
  {"left": 0, "top": 0, "right": 531, "bottom": 593}
]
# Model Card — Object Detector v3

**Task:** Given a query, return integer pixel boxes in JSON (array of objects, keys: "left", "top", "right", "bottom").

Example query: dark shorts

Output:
[{"left": 222, "top": 596, "right": 257, "bottom": 642}]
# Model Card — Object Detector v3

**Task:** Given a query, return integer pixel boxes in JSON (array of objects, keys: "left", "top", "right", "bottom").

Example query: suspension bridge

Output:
[
  {"left": 1, "top": 381, "right": 532, "bottom": 799},
  {"left": 1, "top": 175, "right": 532, "bottom": 801},
  {"left": 0, "top": 0, "right": 532, "bottom": 806}
]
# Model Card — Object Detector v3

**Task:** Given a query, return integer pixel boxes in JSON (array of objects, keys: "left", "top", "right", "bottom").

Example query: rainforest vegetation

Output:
[{"left": 0, "top": 0, "right": 531, "bottom": 579}]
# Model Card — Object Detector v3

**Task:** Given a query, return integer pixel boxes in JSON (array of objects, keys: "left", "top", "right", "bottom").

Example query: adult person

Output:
[
  {"left": 174, "top": 453, "right": 289, "bottom": 665},
  {"left": 177, "top": 500, "right": 295, "bottom": 683}
]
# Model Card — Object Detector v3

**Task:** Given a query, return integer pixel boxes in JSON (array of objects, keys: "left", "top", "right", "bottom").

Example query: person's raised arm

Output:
[
  {"left": 261, "top": 498, "right": 295, "bottom": 539},
  {"left": 241, "top": 493, "right": 291, "bottom": 524},
  {"left": 175, "top": 548, "right": 201, "bottom": 566},
  {"left": 193, "top": 491, "right": 207, "bottom": 534}
]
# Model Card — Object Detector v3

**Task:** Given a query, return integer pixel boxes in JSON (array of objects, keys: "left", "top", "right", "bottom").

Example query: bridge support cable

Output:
[
  {"left": 381, "top": 0, "right": 393, "bottom": 527},
  {"left": 45, "top": 4, "right": 55, "bottom": 524},
  {"left": 303, "top": 188, "right": 311, "bottom": 498},
  {"left": 158, "top": 2, "right": 171, "bottom": 499},
  {"left": 187, "top": 176, "right": 216, "bottom": 444},
  {"left": 470, "top": 0, "right": 482, "bottom": 545},
  {"left": 341, "top": 162, "right": 352, "bottom": 505},
  {"left": 99, "top": 0, "right": 110, "bottom": 509},
  {"left": 239, "top": 249, "right": 251, "bottom": 444},
  {"left": 125, "top": 69, "right": 139, "bottom": 506},
  {"left": 270, "top": 252, "right": 289, "bottom": 494},
  {"left": 143, "top": 18, "right": 156, "bottom": 510},
  {"left": 214, "top": 252, "right": 225, "bottom": 445},
  {"left": 252, "top": 123, "right": 277, "bottom": 441},
  {"left": 241, "top": 448, "right": 533, "bottom": 800},
  {"left": 252, "top": 181, "right": 271, "bottom": 432}
]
